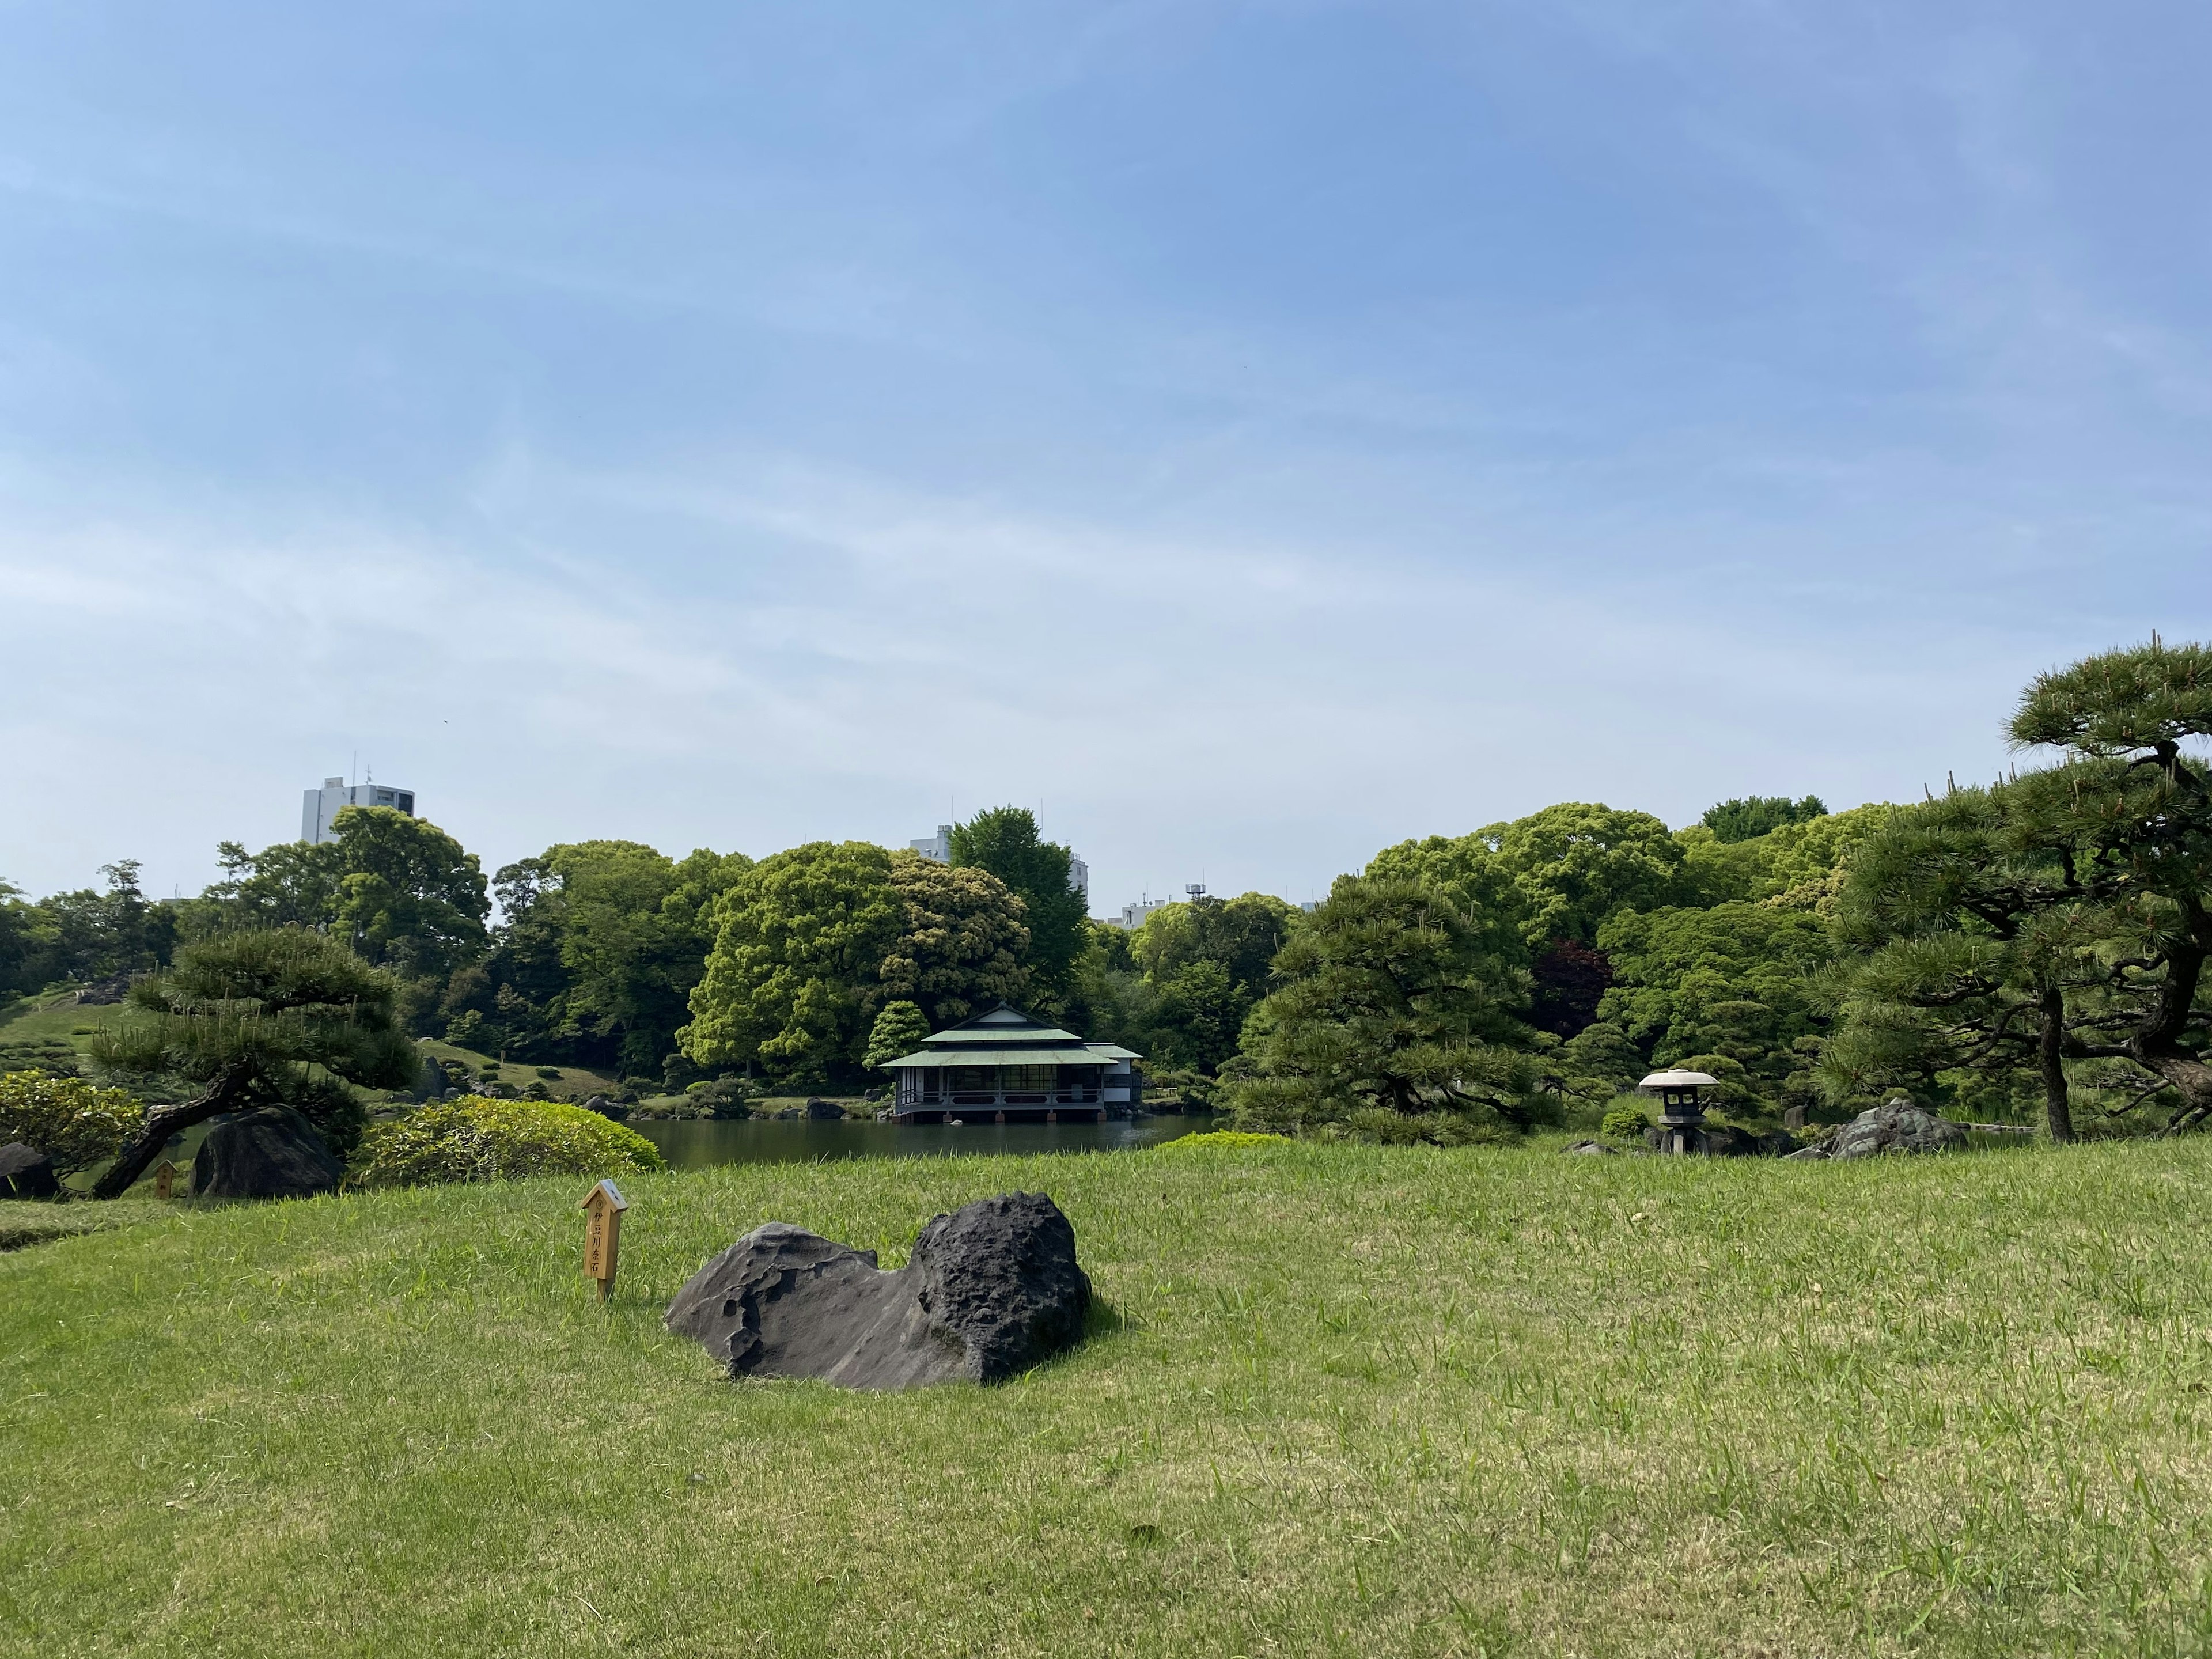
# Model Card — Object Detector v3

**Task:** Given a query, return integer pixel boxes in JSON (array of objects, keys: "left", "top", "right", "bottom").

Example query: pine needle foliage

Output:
[{"left": 88, "top": 929, "right": 418, "bottom": 1197}]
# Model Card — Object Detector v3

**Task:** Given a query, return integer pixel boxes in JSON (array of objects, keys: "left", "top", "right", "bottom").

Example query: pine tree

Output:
[{"left": 90, "top": 929, "right": 418, "bottom": 1197}]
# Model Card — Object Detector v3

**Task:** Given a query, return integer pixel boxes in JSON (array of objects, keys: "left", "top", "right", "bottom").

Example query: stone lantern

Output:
[{"left": 1638, "top": 1068, "right": 1719, "bottom": 1156}]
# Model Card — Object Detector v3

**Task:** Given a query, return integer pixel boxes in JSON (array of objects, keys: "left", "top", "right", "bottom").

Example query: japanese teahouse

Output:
[{"left": 883, "top": 1003, "right": 1141, "bottom": 1124}]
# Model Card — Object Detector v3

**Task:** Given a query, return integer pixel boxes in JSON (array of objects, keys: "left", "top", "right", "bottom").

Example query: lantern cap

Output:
[{"left": 1638, "top": 1069, "right": 1718, "bottom": 1092}]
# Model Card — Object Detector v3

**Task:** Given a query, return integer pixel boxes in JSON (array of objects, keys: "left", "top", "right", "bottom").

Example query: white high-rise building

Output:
[{"left": 302, "top": 777, "right": 416, "bottom": 844}]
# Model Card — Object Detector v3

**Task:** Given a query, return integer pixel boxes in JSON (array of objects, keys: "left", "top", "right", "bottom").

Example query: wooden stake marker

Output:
[
  {"left": 153, "top": 1160, "right": 177, "bottom": 1201},
  {"left": 581, "top": 1179, "right": 628, "bottom": 1301}
]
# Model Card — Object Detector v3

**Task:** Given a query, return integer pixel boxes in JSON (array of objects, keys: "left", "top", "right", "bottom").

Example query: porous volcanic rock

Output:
[
  {"left": 666, "top": 1191, "right": 1091, "bottom": 1390},
  {"left": 192, "top": 1107, "right": 343, "bottom": 1200},
  {"left": 0, "top": 1143, "right": 60, "bottom": 1199},
  {"left": 1829, "top": 1100, "right": 1967, "bottom": 1160},
  {"left": 802, "top": 1097, "right": 846, "bottom": 1119}
]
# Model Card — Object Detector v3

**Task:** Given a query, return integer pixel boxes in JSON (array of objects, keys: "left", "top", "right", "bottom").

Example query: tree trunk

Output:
[
  {"left": 2037, "top": 984, "right": 2075, "bottom": 1144},
  {"left": 92, "top": 1071, "right": 249, "bottom": 1199}
]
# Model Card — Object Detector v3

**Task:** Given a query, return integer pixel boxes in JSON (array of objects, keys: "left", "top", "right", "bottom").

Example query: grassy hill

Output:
[
  {"left": 5, "top": 1140, "right": 2211, "bottom": 1656},
  {"left": 0, "top": 989, "right": 132, "bottom": 1070},
  {"left": 414, "top": 1036, "right": 623, "bottom": 1104}
]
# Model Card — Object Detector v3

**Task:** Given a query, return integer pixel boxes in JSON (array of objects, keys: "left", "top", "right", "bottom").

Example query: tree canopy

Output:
[
  {"left": 681, "top": 841, "right": 905, "bottom": 1088},
  {"left": 1701, "top": 795, "right": 1828, "bottom": 844},
  {"left": 948, "top": 808, "right": 1086, "bottom": 997},
  {"left": 1224, "top": 875, "right": 1538, "bottom": 1142},
  {"left": 877, "top": 850, "right": 1032, "bottom": 1029}
]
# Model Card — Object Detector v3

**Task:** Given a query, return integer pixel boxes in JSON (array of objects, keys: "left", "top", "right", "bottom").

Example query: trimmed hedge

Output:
[{"left": 351, "top": 1096, "right": 664, "bottom": 1188}]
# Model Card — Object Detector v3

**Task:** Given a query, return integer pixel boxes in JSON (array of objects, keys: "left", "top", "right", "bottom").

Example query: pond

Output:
[{"left": 630, "top": 1112, "right": 1216, "bottom": 1169}]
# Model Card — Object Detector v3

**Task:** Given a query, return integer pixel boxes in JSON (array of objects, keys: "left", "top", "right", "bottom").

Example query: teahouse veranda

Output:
[{"left": 882, "top": 1004, "right": 1140, "bottom": 1124}]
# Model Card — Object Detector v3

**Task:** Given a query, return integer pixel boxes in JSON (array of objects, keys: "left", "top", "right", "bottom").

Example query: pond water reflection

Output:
[{"left": 631, "top": 1112, "right": 1214, "bottom": 1169}]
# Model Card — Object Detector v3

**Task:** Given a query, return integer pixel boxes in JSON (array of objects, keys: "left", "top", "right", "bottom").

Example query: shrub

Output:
[
  {"left": 0, "top": 1070, "right": 145, "bottom": 1175},
  {"left": 1153, "top": 1130, "right": 1291, "bottom": 1152},
  {"left": 351, "top": 1096, "right": 664, "bottom": 1188},
  {"left": 1600, "top": 1103, "right": 1650, "bottom": 1142},
  {"left": 535, "top": 1066, "right": 562, "bottom": 1080}
]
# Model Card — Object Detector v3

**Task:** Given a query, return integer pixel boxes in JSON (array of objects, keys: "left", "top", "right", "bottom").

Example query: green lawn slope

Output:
[{"left": 5, "top": 1142, "right": 2211, "bottom": 1656}]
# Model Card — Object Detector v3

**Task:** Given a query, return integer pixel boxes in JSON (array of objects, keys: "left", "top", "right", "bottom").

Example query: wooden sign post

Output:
[
  {"left": 153, "top": 1160, "right": 177, "bottom": 1201},
  {"left": 580, "top": 1179, "right": 628, "bottom": 1301}
]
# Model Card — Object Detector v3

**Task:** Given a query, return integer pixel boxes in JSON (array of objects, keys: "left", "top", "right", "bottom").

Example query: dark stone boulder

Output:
[
  {"left": 192, "top": 1107, "right": 343, "bottom": 1200},
  {"left": 1831, "top": 1100, "right": 1967, "bottom": 1160},
  {"left": 1695, "top": 1123, "right": 1763, "bottom": 1157},
  {"left": 1784, "top": 1144, "right": 1830, "bottom": 1160},
  {"left": 666, "top": 1191, "right": 1092, "bottom": 1390},
  {"left": 581, "top": 1094, "right": 630, "bottom": 1121},
  {"left": 0, "top": 1143, "right": 60, "bottom": 1199},
  {"left": 71, "top": 974, "right": 133, "bottom": 1006},
  {"left": 1560, "top": 1139, "right": 1616, "bottom": 1156},
  {"left": 803, "top": 1097, "right": 846, "bottom": 1120}
]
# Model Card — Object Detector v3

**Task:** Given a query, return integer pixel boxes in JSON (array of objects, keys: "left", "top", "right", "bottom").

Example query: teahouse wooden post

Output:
[{"left": 580, "top": 1179, "right": 629, "bottom": 1301}]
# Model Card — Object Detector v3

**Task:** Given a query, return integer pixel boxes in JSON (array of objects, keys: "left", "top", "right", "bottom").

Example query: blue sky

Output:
[{"left": 3, "top": 1, "right": 2207, "bottom": 911}]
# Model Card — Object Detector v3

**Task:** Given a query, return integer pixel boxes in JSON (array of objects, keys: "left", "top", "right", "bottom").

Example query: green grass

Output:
[
  {"left": 0, "top": 990, "right": 130, "bottom": 1052},
  {"left": 0, "top": 1198, "right": 164, "bottom": 1252},
  {"left": 6, "top": 1142, "right": 2212, "bottom": 1656},
  {"left": 415, "top": 1038, "right": 621, "bottom": 1103}
]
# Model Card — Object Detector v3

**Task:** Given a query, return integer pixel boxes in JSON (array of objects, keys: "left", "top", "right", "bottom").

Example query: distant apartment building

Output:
[
  {"left": 302, "top": 777, "right": 416, "bottom": 844},
  {"left": 910, "top": 824, "right": 1089, "bottom": 903},
  {"left": 1108, "top": 897, "right": 1170, "bottom": 930}
]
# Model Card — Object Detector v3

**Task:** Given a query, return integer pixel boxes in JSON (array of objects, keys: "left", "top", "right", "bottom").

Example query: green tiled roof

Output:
[
  {"left": 889, "top": 1004, "right": 1143, "bottom": 1066},
  {"left": 881, "top": 1046, "right": 1114, "bottom": 1069}
]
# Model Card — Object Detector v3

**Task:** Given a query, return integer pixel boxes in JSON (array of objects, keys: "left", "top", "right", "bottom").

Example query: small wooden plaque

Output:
[
  {"left": 153, "top": 1161, "right": 177, "bottom": 1201},
  {"left": 581, "top": 1179, "right": 629, "bottom": 1300}
]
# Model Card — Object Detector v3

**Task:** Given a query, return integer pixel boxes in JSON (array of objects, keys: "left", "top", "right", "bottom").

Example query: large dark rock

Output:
[
  {"left": 192, "top": 1107, "right": 343, "bottom": 1200},
  {"left": 0, "top": 1143, "right": 60, "bottom": 1199},
  {"left": 1830, "top": 1100, "right": 1967, "bottom": 1159},
  {"left": 666, "top": 1191, "right": 1091, "bottom": 1390},
  {"left": 71, "top": 974, "right": 133, "bottom": 1006},
  {"left": 803, "top": 1097, "right": 846, "bottom": 1120}
]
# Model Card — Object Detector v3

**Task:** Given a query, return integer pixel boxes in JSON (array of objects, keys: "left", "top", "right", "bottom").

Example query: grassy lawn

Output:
[
  {"left": 0, "top": 991, "right": 130, "bottom": 1055},
  {"left": 5, "top": 1141, "right": 2212, "bottom": 1656},
  {"left": 415, "top": 1038, "right": 622, "bottom": 1104}
]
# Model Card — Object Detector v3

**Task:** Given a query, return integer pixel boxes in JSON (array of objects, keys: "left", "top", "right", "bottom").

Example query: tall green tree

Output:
[
  {"left": 1597, "top": 902, "right": 1835, "bottom": 1114},
  {"left": 89, "top": 929, "right": 418, "bottom": 1197},
  {"left": 188, "top": 809, "right": 488, "bottom": 1025},
  {"left": 1126, "top": 892, "right": 1298, "bottom": 1072},
  {"left": 1, "top": 861, "right": 179, "bottom": 990},
  {"left": 1823, "top": 784, "right": 2112, "bottom": 1141},
  {"left": 681, "top": 842, "right": 904, "bottom": 1088},
  {"left": 2001, "top": 639, "right": 2212, "bottom": 1130},
  {"left": 876, "top": 850, "right": 1031, "bottom": 1028},
  {"left": 1701, "top": 795, "right": 1828, "bottom": 844},
  {"left": 1363, "top": 835, "right": 1531, "bottom": 964},
  {"left": 1225, "top": 876, "right": 1537, "bottom": 1141},
  {"left": 323, "top": 808, "right": 489, "bottom": 984},
  {"left": 948, "top": 808, "right": 1085, "bottom": 995},
  {"left": 864, "top": 1001, "right": 933, "bottom": 1071}
]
